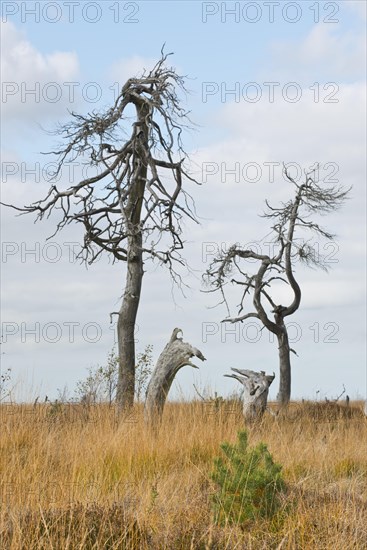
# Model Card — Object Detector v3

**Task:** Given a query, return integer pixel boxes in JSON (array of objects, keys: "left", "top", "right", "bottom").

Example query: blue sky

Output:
[{"left": 1, "top": 0, "right": 366, "bottom": 402}]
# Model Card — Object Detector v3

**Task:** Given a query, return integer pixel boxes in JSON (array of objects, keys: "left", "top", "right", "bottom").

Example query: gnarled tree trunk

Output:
[
  {"left": 225, "top": 368, "right": 275, "bottom": 421},
  {"left": 145, "top": 328, "right": 206, "bottom": 428}
]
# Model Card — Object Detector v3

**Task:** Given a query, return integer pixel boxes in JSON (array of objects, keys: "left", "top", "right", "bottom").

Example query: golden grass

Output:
[{"left": 0, "top": 400, "right": 366, "bottom": 549}]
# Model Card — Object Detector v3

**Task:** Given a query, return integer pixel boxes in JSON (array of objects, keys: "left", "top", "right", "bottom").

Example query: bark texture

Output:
[
  {"left": 225, "top": 368, "right": 275, "bottom": 421},
  {"left": 145, "top": 328, "right": 206, "bottom": 428}
]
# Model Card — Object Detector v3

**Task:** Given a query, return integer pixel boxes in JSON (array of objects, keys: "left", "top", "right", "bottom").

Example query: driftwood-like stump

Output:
[
  {"left": 145, "top": 328, "right": 206, "bottom": 428},
  {"left": 225, "top": 368, "right": 275, "bottom": 421}
]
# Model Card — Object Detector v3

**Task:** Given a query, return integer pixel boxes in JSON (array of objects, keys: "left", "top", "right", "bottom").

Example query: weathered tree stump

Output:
[
  {"left": 144, "top": 328, "right": 206, "bottom": 428},
  {"left": 225, "top": 368, "right": 275, "bottom": 421}
]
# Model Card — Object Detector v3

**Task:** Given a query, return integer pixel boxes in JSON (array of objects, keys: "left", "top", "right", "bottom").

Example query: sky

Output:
[{"left": 1, "top": 0, "right": 366, "bottom": 403}]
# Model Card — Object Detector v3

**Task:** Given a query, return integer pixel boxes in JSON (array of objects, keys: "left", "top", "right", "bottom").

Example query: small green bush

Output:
[{"left": 211, "top": 430, "right": 285, "bottom": 525}]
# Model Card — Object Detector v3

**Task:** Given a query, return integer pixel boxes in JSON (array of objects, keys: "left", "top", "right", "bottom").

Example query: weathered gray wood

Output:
[
  {"left": 145, "top": 328, "right": 206, "bottom": 427},
  {"left": 225, "top": 368, "right": 275, "bottom": 421}
]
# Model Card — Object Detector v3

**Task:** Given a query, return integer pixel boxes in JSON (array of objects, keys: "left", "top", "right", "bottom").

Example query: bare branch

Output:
[{"left": 221, "top": 312, "right": 260, "bottom": 324}]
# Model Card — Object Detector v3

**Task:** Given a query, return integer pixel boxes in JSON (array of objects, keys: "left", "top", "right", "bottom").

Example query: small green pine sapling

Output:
[{"left": 211, "top": 430, "right": 285, "bottom": 525}]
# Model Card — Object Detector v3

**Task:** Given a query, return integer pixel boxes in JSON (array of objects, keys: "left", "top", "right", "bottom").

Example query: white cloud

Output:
[
  {"left": 197, "top": 82, "right": 366, "bottom": 183},
  {"left": 263, "top": 23, "right": 365, "bottom": 82},
  {"left": 1, "top": 22, "right": 78, "bottom": 81},
  {"left": 194, "top": 100, "right": 365, "bottom": 255},
  {"left": 0, "top": 21, "right": 79, "bottom": 122}
]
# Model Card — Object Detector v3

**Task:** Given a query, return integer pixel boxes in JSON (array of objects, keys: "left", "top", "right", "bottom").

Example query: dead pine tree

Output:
[
  {"left": 206, "top": 167, "right": 350, "bottom": 407},
  {"left": 1, "top": 51, "right": 200, "bottom": 414}
]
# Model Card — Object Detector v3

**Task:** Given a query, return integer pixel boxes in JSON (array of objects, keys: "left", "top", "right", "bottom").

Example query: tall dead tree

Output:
[
  {"left": 1, "top": 52, "right": 199, "bottom": 413},
  {"left": 206, "top": 168, "right": 350, "bottom": 406},
  {"left": 144, "top": 328, "right": 206, "bottom": 429}
]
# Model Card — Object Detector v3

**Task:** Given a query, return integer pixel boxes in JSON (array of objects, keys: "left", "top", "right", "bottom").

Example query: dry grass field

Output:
[{"left": 0, "top": 400, "right": 366, "bottom": 549}]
